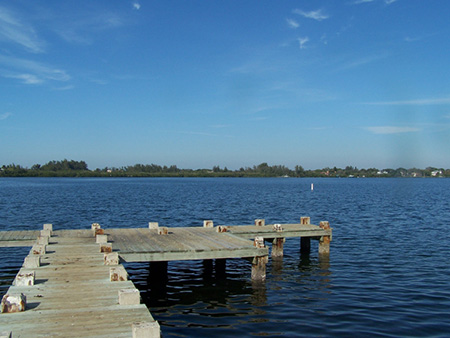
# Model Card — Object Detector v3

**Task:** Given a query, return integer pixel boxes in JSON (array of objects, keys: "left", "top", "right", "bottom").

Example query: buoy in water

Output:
[{"left": 311, "top": 183, "right": 314, "bottom": 191}]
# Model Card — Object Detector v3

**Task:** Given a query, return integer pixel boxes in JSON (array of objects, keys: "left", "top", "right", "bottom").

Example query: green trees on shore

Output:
[{"left": 0, "top": 159, "right": 449, "bottom": 178}]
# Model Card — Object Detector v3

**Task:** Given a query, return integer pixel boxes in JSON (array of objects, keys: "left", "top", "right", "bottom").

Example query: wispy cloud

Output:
[
  {"left": 0, "top": 112, "right": 12, "bottom": 120},
  {"left": 0, "top": 54, "right": 70, "bottom": 84},
  {"left": 286, "top": 18, "right": 299, "bottom": 29},
  {"left": 298, "top": 37, "right": 309, "bottom": 49},
  {"left": 366, "top": 126, "right": 420, "bottom": 134},
  {"left": 353, "top": 0, "right": 398, "bottom": 5},
  {"left": 0, "top": 5, "right": 44, "bottom": 53},
  {"left": 363, "top": 97, "right": 450, "bottom": 105},
  {"left": 293, "top": 9, "right": 329, "bottom": 21},
  {"left": 133, "top": 3, "right": 141, "bottom": 10},
  {"left": 337, "top": 53, "right": 389, "bottom": 71},
  {"left": 55, "top": 12, "right": 123, "bottom": 45},
  {"left": 353, "top": 0, "right": 376, "bottom": 4}
]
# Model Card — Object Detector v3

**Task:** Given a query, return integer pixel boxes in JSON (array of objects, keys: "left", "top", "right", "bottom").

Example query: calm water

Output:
[{"left": 1, "top": 177, "right": 450, "bottom": 337}]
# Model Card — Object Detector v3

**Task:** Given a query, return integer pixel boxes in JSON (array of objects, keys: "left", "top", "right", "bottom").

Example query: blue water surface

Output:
[{"left": 1, "top": 177, "right": 450, "bottom": 337}]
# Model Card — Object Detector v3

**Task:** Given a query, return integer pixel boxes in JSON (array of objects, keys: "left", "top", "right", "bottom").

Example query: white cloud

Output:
[
  {"left": 298, "top": 37, "right": 309, "bottom": 49},
  {"left": 0, "top": 112, "right": 12, "bottom": 120},
  {"left": 353, "top": 0, "right": 376, "bottom": 4},
  {"left": 385, "top": 0, "right": 398, "bottom": 4},
  {"left": 366, "top": 126, "right": 420, "bottom": 134},
  {"left": 0, "top": 6, "right": 44, "bottom": 53},
  {"left": 133, "top": 3, "right": 141, "bottom": 10},
  {"left": 5, "top": 73, "right": 42, "bottom": 84},
  {"left": 0, "top": 54, "right": 70, "bottom": 84},
  {"left": 293, "top": 9, "right": 329, "bottom": 21},
  {"left": 286, "top": 18, "right": 299, "bottom": 29}
]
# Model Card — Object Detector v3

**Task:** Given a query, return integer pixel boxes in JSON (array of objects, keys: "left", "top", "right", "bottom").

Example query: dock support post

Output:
[
  {"left": 318, "top": 221, "right": 331, "bottom": 255},
  {"left": 251, "top": 237, "right": 267, "bottom": 281},
  {"left": 215, "top": 258, "right": 226, "bottom": 278},
  {"left": 300, "top": 237, "right": 311, "bottom": 254},
  {"left": 271, "top": 238, "right": 285, "bottom": 258},
  {"left": 251, "top": 256, "right": 267, "bottom": 282}
]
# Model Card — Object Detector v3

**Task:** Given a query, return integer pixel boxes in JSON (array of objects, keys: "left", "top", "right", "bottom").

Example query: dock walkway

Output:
[
  {"left": 0, "top": 229, "right": 158, "bottom": 337},
  {"left": 0, "top": 218, "right": 332, "bottom": 337}
]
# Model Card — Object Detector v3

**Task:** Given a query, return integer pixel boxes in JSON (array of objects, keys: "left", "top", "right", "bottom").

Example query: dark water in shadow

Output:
[{"left": 1, "top": 177, "right": 450, "bottom": 337}]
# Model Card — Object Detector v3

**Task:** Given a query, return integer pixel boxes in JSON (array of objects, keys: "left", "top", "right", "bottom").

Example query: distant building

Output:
[{"left": 431, "top": 170, "right": 443, "bottom": 177}]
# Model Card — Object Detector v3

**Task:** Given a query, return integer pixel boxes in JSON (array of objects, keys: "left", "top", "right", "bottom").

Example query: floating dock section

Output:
[{"left": 0, "top": 217, "right": 332, "bottom": 337}]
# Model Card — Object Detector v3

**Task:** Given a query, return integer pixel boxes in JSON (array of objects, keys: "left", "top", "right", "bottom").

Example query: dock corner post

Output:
[
  {"left": 1, "top": 293, "right": 26, "bottom": 313},
  {"left": 318, "top": 221, "right": 331, "bottom": 255},
  {"left": 132, "top": 321, "right": 161, "bottom": 338},
  {"left": 254, "top": 219, "right": 265, "bottom": 226}
]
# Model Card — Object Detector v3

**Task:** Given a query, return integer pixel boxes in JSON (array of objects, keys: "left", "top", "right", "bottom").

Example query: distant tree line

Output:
[{"left": 1, "top": 160, "right": 449, "bottom": 178}]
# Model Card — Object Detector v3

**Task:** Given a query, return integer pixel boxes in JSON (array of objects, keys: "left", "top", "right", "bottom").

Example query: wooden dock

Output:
[{"left": 0, "top": 218, "right": 332, "bottom": 337}]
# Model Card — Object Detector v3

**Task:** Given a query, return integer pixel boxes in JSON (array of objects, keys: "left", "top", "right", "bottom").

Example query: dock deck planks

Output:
[{"left": 0, "top": 233, "right": 156, "bottom": 337}]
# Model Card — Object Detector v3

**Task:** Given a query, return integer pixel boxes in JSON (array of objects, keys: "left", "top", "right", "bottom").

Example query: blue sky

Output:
[{"left": 1, "top": 0, "right": 449, "bottom": 170}]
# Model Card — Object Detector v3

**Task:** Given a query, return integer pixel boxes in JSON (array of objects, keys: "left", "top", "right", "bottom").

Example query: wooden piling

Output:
[
  {"left": 318, "top": 221, "right": 331, "bottom": 255},
  {"left": 271, "top": 238, "right": 285, "bottom": 258}
]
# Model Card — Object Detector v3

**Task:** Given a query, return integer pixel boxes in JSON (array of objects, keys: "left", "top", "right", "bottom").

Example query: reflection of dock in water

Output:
[{"left": 0, "top": 217, "right": 332, "bottom": 337}]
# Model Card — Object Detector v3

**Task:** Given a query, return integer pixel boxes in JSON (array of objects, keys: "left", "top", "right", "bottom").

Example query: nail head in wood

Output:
[
  {"left": 1, "top": 293, "right": 26, "bottom": 313},
  {"left": 132, "top": 321, "right": 161, "bottom": 338}
]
